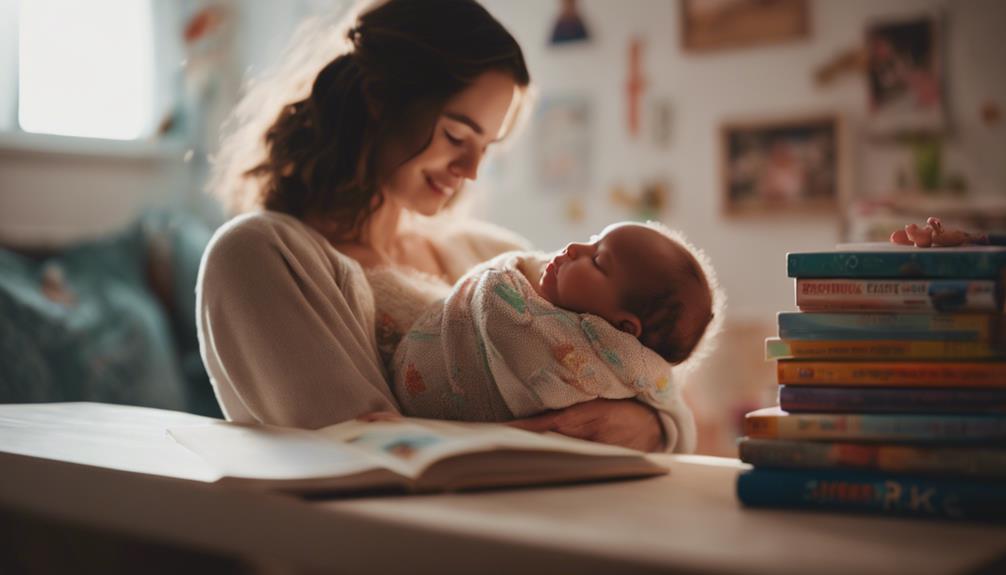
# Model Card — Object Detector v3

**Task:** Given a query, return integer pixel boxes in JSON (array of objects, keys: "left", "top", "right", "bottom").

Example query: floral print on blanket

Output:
[{"left": 404, "top": 363, "right": 427, "bottom": 397}]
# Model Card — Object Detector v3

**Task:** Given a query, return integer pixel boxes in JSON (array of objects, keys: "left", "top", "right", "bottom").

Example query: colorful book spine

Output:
[
  {"left": 777, "top": 360, "right": 1006, "bottom": 388},
  {"left": 777, "top": 312, "right": 1003, "bottom": 342},
  {"left": 778, "top": 385, "right": 1006, "bottom": 414},
  {"left": 743, "top": 407, "right": 1006, "bottom": 442},
  {"left": 786, "top": 245, "right": 1006, "bottom": 279},
  {"left": 738, "top": 438, "right": 1006, "bottom": 480},
  {"left": 795, "top": 279, "right": 1001, "bottom": 312},
  {"left": 736, "top": 468, "right": 1006, "bottom": 521},
  {"left": 765, "top": 338, "right": 1006, "bottom": 361}
]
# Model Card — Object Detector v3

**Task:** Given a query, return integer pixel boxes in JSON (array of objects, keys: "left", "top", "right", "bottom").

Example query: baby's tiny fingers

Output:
[
  {"left": 905, "top": 224, "right": 933, "bottom": 248},
  {"left": 890, "top": 229, "right": 912, "bottom": 245}
]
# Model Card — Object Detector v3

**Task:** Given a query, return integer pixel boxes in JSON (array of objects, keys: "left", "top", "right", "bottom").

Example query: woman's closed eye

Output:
[{"left": 444, "top": 129, "right": 464, "bottom": 146}]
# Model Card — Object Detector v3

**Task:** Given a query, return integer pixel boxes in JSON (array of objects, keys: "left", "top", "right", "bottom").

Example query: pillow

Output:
[{"left": 0, "top": 222, "right": 189, "bottom": 411}]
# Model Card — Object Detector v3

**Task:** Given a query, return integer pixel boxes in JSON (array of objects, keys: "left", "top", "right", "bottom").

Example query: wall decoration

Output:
[
  {"left": 549, "top": 0, "right": 590, "bottom": 45},
  {"left": 866, "top": 14, "right": 945, "bottom": 136},
  {"left": 649, "top": 98, "right": 674, "bottom": 149},
  {"left": 626, "top": 38, "right": 646, "bottom": 139},
  {"left": 565, "top": 198, "right": 586, "bottom": 222},
  {"left": 680, "top": 0, "right": 808, "bottom": 53},
  {"left": 721, "top": 114, "right": 842, "bottom": 216},
  {"left": 534, "top": 96, "right": 593, "bottom": 195},
  {"left": 609, "top": 179, "right": 672, "bottom": 220}
]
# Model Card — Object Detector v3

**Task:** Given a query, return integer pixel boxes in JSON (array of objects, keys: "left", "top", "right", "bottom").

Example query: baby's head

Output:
[{"left": 538, "top": 222, "right": 721, "bottom": 364}]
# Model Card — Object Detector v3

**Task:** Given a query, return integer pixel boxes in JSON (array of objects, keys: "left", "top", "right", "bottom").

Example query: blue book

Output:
[
  {"left": 778, "top": 385, "right": 1006, "bottom": 414},
  {"left": 737, "top": 468, "right": 1006, "bottom": 521},
  {"left": 787, "top": 243, "right": 1006, "bottom": 279},
  {"left": 777, "top": 312, "right": 1004, "bottom": 342}
]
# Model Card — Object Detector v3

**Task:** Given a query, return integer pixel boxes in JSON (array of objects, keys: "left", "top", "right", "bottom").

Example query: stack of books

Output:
[{"left": 737, "top": 243, "right": 1006, "bottom": 521}]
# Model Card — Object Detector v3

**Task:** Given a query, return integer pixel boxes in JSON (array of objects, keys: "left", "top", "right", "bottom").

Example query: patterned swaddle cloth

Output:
[{"left": 390, "top": 252, "right": 688, "bottom": 425}]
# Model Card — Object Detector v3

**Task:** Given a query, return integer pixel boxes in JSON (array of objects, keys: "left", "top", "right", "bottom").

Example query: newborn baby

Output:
[{"left": 389, "top": 221, "right": 721, "bottom": 453}]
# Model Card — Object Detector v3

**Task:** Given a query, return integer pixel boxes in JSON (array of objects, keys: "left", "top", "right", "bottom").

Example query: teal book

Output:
[
  {"left": 777, "top": 312, "right": 1004, "bottom": 342},
  {"left": 787, "top": 243, "right": 1006, "bottom": 279},
  {"left": 737, "top": 468, "right": 1006, "bottom": 521}
]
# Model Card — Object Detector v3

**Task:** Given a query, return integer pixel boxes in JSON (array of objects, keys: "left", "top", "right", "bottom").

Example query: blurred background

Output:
[{"left": 1, "top": 0, "right": 1004, "bottom": 456}]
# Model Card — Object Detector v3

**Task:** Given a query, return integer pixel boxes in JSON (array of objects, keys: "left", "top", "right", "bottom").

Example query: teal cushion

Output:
[{"left": 0, "top": 222, "right": 189, "bottom": 411}]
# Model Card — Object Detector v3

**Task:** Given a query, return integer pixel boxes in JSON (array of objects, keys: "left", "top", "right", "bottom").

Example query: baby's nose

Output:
[{"left": 564, "top": 242, "right": 590, "bottom": 259}]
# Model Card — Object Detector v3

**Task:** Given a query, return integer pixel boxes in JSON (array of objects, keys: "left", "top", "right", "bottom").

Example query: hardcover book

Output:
[
  {"left": 777, "top": 360, "right": 1006, "bottom": 387},
  {"left": 743, "top": 407, "right": 1006, "bottom": 442},
  {"left": 765, "top": 338, "right": 1006, "bottom": 361},
  {"left": 738, "top": 438, "right": 1006, "bottom": 480},
  {"left": 168, "top": 417, "right": 667, "bottom": 495},
  {"left": 736, "top": 467, "right": 1006, "bottom": 521},
  {"left": 794, "top": 278, "right": 1002, "bottom": 312},
  {"left": 778, "top": 385, "right": 1006, "bottom": 414},
  {"left": 777, "top": 312, "right": 1004, "bottom": 342},
  {"left": 786, "top": 243, "right": 1006, "bottom": 279}
]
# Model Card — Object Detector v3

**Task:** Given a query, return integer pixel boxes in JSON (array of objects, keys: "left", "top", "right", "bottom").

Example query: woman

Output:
[{"left": 198, "top": 0, "right": 672, "bottom": 452}]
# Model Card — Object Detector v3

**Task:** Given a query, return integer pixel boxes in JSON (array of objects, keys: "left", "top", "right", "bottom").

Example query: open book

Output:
[{"left": 168, "top": 417, "right": 667, "bottom": 495}]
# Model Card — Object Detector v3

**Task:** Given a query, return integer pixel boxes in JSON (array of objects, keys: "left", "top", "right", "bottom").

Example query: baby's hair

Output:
[{"left": 621, "top": 222, "right": 725, "bottom": 371}]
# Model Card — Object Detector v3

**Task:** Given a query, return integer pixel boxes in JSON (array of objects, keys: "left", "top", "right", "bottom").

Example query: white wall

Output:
[{"left": 479, "top": 0, "right": 1006, "bottom": 321}]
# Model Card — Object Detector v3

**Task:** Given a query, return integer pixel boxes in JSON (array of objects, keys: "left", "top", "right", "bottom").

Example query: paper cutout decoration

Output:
[
  {"left": 650, "top": 98, "right": 673, "bottom": 149},
  {"left": 550, "top": 0, "right": 590, "bottom": 45},
  {"left": 626, "top": 38, "right": 646, "bottom": 139},
  {"left": 534, "top": 96, "right": 593, "bottom": 195}
]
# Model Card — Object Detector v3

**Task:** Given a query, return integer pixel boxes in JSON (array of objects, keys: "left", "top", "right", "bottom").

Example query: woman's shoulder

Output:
[{"left": 203, "top": 211, "right": 365, "bottom": 281}]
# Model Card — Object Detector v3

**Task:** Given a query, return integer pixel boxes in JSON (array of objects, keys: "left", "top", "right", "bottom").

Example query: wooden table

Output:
[{"left": 1, "top": 402, "right": 1004, "bottom": 575}]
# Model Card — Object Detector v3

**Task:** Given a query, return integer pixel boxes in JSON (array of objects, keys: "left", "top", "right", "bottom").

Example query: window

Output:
[{"left": 10, "top": 0, "right": 160, "bottom": 141}]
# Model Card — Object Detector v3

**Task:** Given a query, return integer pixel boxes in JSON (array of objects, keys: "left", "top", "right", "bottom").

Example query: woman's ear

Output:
[{"left": 616, "top": 314, "right": 642, "bottom": 338}]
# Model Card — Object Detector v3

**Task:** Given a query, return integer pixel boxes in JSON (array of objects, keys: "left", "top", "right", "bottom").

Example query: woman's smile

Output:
[{"left": 424, "top": 173, "right": 455, "bottom": 197}]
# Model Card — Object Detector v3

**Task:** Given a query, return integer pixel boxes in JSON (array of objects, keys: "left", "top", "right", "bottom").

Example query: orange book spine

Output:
[
  {"left": 766, "top": 338, "right": 1005, "bottom": 360},
  {"left": 777, "top": 361, "right": 1006, "bottom": 387}
]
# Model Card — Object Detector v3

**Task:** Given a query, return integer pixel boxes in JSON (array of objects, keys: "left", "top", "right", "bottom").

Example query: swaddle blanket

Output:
[{"left": 390, "top": 252, "right": 688, "bottom": 425}]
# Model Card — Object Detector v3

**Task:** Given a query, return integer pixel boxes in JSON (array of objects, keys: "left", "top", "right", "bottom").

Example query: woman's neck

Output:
[{"left": 357, "top": 198, "right": 407, "bottom": 258}]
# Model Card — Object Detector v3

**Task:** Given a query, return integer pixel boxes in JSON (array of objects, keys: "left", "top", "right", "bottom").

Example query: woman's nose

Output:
[{"left": 449, "top": 149, "right": 483, "bottom": 180}]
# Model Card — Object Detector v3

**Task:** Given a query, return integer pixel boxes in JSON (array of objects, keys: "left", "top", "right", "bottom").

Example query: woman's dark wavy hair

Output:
[{"left": 232, "top": 0, "right": 529, "bottom": 239}]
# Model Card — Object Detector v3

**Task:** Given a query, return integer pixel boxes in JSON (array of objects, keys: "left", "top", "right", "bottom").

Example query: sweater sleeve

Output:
[{"left": 196, "top": 213, "right": 398, "bottom": 429}]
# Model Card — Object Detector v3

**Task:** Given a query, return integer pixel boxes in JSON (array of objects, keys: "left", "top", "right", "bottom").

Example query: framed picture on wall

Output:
[
  {"left": 720, "top": 114, "right": 843, "bottom": 216},
  {"left": 680, "top": 0, "right": 809, "bottom": 53},
  {"left": 866, "top": 13, "right": 946, "bottom": 136}
]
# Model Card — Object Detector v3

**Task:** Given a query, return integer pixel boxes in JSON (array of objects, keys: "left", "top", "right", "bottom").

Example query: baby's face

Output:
[{"left": 538, "top": 223, "right": 680, "bottom": 335}]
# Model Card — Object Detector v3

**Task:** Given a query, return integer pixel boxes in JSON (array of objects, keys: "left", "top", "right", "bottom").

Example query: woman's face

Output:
[{"left": 382, "top": 70, "right": 522, "bottom": 216}]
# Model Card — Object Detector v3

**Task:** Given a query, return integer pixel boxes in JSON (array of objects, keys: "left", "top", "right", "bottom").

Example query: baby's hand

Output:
[{"left": 889, "top": 217, "right": 986, "bottom": 248}]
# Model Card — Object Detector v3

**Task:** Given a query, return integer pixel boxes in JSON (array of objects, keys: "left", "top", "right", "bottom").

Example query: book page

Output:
[
  {"left": 316, "top": 418, "right": 642, "bottom": 479},
  {"left": 168, "top": 423, "right": 385, "bottom": 481}
]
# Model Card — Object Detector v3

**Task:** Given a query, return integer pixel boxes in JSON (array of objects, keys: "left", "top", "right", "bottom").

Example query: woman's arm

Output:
[
  {"left": 197, "top": 214, "right": 398, "bottom": 429},
  {"left": 508, "top": 399, "right": 666, "bottom": 452}
]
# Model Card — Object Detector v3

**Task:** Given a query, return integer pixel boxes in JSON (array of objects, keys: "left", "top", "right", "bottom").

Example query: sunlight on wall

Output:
[{"left": 18, "top": 0, "right": 153, "bottom": 140}]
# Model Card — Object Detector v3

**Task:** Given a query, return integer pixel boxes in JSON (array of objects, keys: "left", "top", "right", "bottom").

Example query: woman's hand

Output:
[
  {"left": 890, "top": 217, "right": 986, "bottom": 247},
  {"left": 507, "top": 398, "right": 664, "bottom": 452}
]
